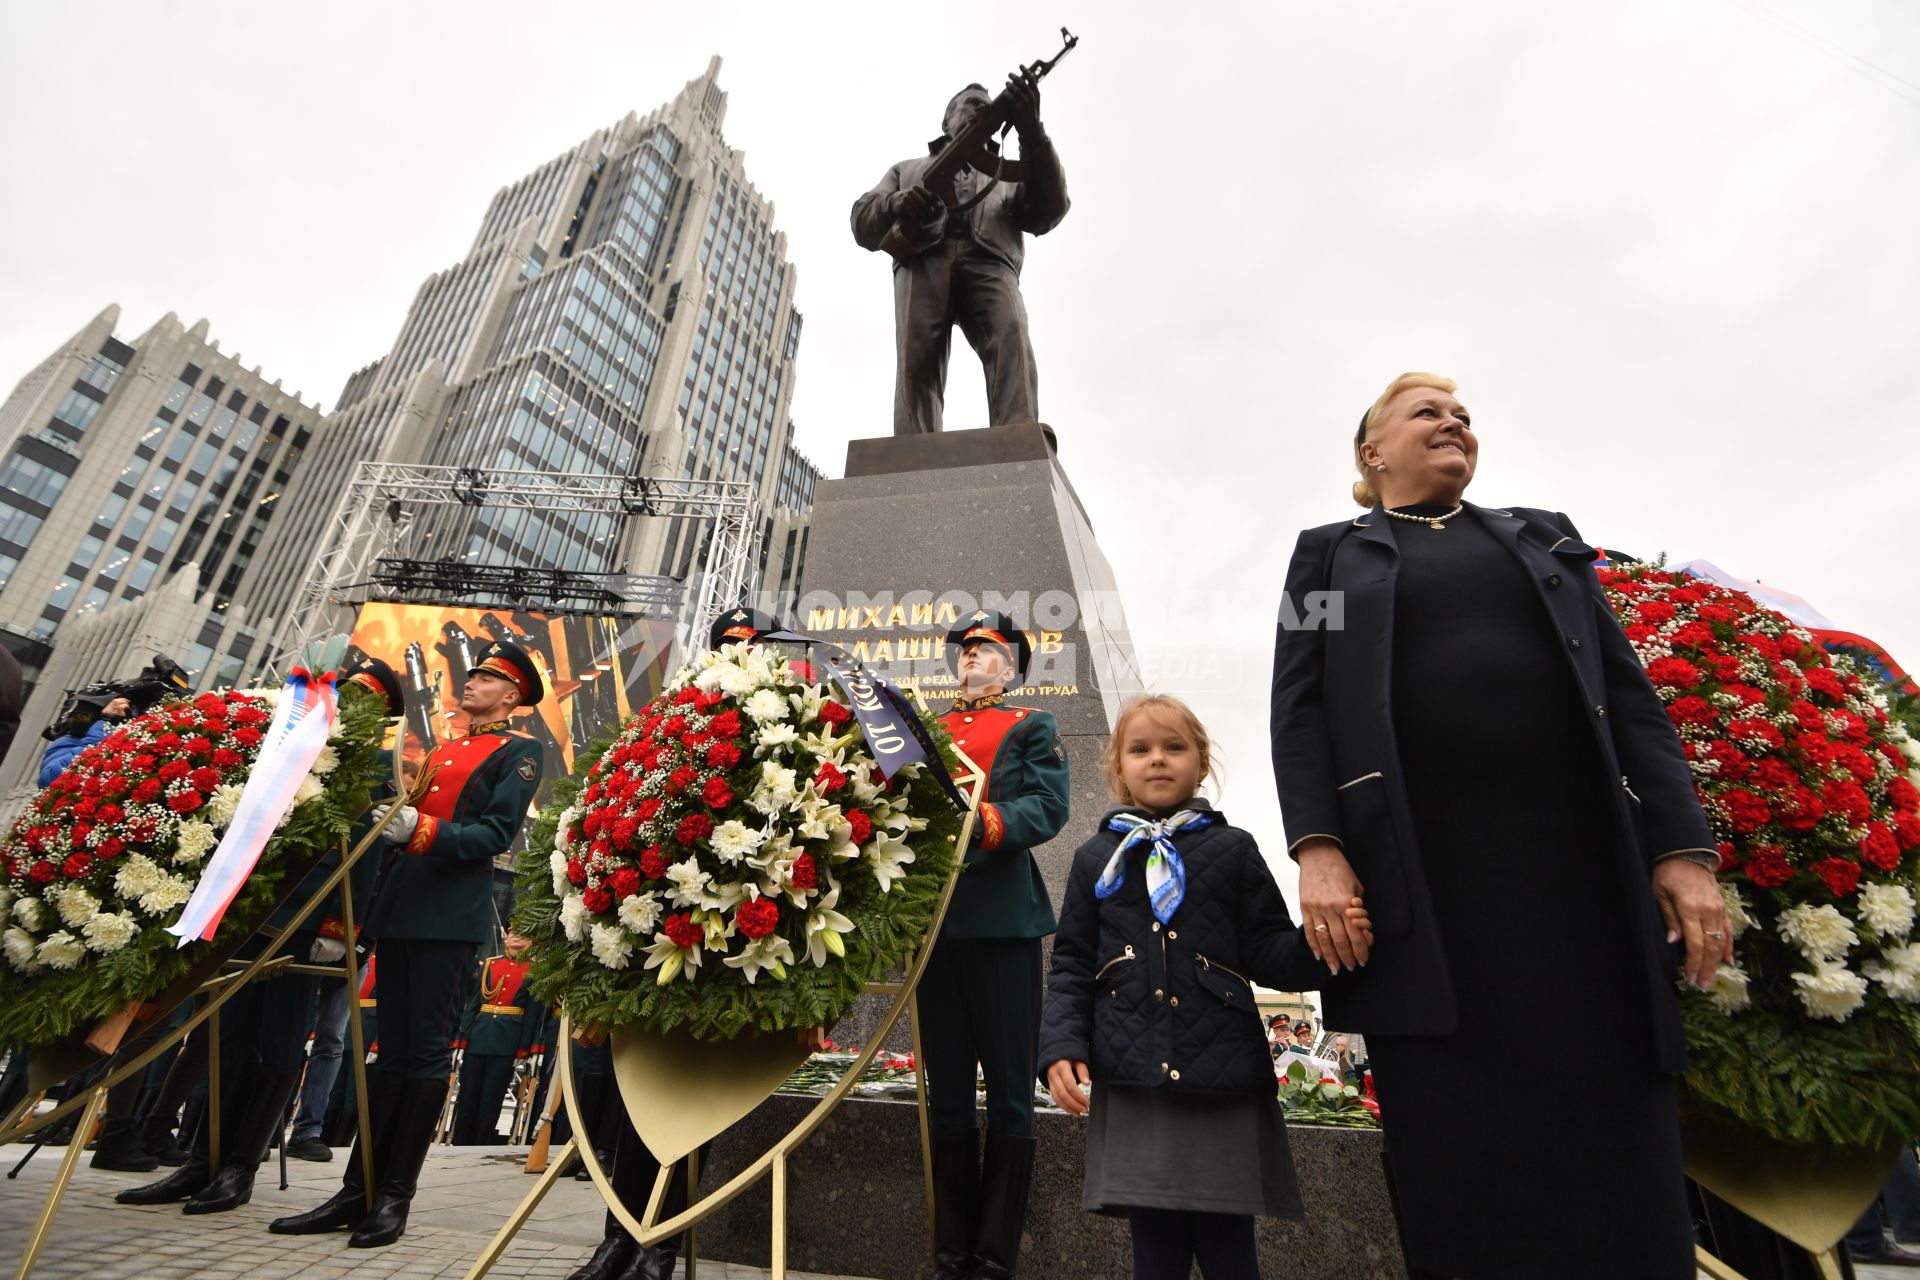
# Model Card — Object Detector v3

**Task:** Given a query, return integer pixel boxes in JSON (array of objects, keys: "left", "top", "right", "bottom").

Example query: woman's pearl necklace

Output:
[{"left": 1384, "top": 502, "right": 1464, "bottom": 531}]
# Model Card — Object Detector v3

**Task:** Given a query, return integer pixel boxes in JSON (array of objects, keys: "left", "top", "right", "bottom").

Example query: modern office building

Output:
[
  {"left": 0, "top": 304, "right": 323, "bottom": 801},
  {"left": 244, "top": 56, "right": 820, "bottom": 650}
]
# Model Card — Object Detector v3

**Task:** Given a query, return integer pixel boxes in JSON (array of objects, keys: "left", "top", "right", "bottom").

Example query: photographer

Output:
[
  {"left": 38, "top": 695, "right": 130, "bottom": 786},
  {"left": 37, "top": 655, "right": 188, "bottom": 788}
]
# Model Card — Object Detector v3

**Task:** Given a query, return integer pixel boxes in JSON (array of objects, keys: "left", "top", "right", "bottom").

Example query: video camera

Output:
[{"left": 41, "top": 653, "right": 191, "bottom": 741}]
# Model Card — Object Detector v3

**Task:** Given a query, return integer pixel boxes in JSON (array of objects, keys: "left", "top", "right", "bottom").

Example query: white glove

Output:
[
  {"left": 308, "top": 936, "right": 347, "bottom": 964},
  {"left": 372, "top": 803, "right": 420, "bottom": 844}
]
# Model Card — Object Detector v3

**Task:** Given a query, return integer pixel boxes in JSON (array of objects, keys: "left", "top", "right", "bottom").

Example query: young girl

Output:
[{"left": 1038, "top": 694, "right": 1373, "bottom": 1280}]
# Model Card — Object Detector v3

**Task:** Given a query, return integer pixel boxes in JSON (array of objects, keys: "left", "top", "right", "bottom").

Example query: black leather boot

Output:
[
  {"left": 348, "top": 1078, "right": 444, "bottom": 1248},
  {"left": 140, "top": 1112, "right": 188, "bottom": 1166},
  {"left": 89, "top": 1118, "right": 159, "bottom": 1172},
  {"left": 117, "top": 1110, "right": 211, "bottom": 1204},
  {"left": 928, "top": 1128, "right": 980, "bottom": 1280},
  {"left": 964, "top": 1133, "right": 1036, "bottom": 1280},
  {"left": 185, "top": 1067, "right": 300, "bottom": 1214},
  {"left": 566, "top": 1235, "right": 637, "bottom": 1280},
  {"left": 614, "top": 1242, "right": 680, "bottom": 1280},
  {"left": 269, "top": 1071, "right": 400, "bottom": 1234}
]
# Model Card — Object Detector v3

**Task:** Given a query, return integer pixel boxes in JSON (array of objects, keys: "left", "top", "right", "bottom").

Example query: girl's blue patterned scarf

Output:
[{"left": 1094, "top": 810, "right": 1213, "bottom": 925}]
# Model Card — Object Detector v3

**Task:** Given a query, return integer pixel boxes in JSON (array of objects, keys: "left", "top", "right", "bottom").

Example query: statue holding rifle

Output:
[{"left": 851, "top": 30, "right": 1078, "bottom": 437}]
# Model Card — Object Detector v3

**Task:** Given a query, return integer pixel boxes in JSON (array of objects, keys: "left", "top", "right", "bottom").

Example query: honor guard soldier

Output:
[
  {"left": 710, "top": 605, "right": 779, "bottom": 648},
  {"left": 273, "top": 640, "right": 546, "bottom": 1248},
  {"left": 924, "top": 609, "right": 1069, "bottom": 1280},
  {"left": 117, "top": 658, "right": 405, "bottom": 1214},
  {"left": 449, "top": 929, "right": 549, "bottom": 1145}
]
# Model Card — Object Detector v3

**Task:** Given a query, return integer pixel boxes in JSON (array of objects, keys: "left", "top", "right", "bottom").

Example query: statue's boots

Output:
[
  {"left": 565, "top": 1236, "right": 637, "bottom": 1280},
  {"left": 927, "top": 1127, "right": 980, "bottom": 1280},
  {"left": 117, "top": 1112, "right": 213, "bottom": 1204},
  {"left": 269, "top": 1071, "right": 401, "bottom": 1234},
  {"left": 347, "top": 1078, "right": 445, "bottom": 1248},
  {"left": 963, "top": 1133, "right": 1036, "bottom": 1280},
  {"left": 184, "top": 1067, "right": 301, "bottom": 1214}
]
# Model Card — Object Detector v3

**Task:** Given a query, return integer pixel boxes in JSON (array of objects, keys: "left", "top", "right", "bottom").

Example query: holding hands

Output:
[{"left": 1296, "top": 840, "right": 1373, "bottom": 973}]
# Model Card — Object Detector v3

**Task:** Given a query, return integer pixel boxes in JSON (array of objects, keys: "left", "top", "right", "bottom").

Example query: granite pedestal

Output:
[{"left": 690, "top": 1095, "right": 1405, "bottom": 1279}]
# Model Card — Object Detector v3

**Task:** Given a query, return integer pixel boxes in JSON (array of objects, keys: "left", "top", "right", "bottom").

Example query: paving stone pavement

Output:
[{"left": 0, "top": 1143, "right": 871, "bottom": 1279}]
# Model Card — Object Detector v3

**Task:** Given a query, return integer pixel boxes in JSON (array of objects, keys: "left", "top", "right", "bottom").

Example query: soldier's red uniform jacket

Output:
[
  {"left": 936, "top": 693, "right": 1069, "bottom": 940},
  {"left": 363, "top": 720, "right": 544, "bottom": 945}
]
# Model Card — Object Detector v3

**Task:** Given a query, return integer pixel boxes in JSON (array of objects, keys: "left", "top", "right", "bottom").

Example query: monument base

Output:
[{"left": 692, "top": 1095, "right": 1405, "bottom": 1278}]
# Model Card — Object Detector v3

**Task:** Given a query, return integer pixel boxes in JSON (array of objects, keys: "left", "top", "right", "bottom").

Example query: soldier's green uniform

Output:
[
  {"left": 449, "top": 952, "right": 549, "bottom": 1145},
  {"left": 921, "top": 610, "right": 1069, "bottom": 1280}
]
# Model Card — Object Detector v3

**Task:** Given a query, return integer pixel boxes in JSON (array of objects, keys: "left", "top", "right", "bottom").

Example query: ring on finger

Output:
[
  {"left": 1313, "top": 923, "right": 1330, "bottom": 934},
  {"left": 1705, "top": 930, "right": 1726, "bottom": 940}
]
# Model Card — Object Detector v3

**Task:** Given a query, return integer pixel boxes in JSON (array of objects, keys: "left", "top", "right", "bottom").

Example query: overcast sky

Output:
[{"left": 4, "top": 0, "right": 1916, "bottom": 908}]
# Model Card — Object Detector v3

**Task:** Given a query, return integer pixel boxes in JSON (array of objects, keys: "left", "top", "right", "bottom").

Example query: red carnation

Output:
[
  {"left": 1668, "top": 697, "right": 1716, "bottom": 728},
  {"left": 814, "top": 762, "right": 848, "bottom": 794},
  {"left": 1635, "top": 600, "right": 1676, "bottom": 626},
  {"left": 662, "top": 913, "right": 703, "bottom": 949},
  {"left": 694, "top": 690, "right": 725, "bottom": 711},
  {"left": 582, "top": 810, "right": 607, "bottom": 838},
  {"left": 1645, "top": 657, "right": 1701, "bottom": 689},
  {"left": 1706, "top": 740, "right": 1751, "bottom": 782},
  {"left": 702, "top": 776, "right": 735, "bottom": 808},
  {"left": 1625, "top": 623, "right": 1658, "bottom": 646},
  {"left": 1705, "top": 652, "right": 1744, "bottom": 683},
  {"left": 708, "top": 710, "right": 744, "bottom": 740},
  {"left": 167, "top": 791, "right": 203, "bottom": 814},
  {"left": 667, "top": 765, "right": 698, "bottom": 794},
  {"left": 1813, "top": 857, "right": 1861, "bottom": 897},
  {"left": 1749, "top": 759, "right": 1796, "bottom": 794},
  {"left": 1669, "top": 621, "right": 1715, "bottom": 651},
  {"left": 154, "top": 733, "right": 184, "bottom": 751},
  {"left": 1716, "top": 840, "right": 1740, "bottom": 872},
  {"left": 583, "top": 885, "right": 614, "bottom": 914},
  {"left": 674, "top": 687, "right": 701, "bottom": 706},
  {"left": 609, "top": 866, "right": 642, "bottom": 899},
  {"left": 817, "top": 700, "right": 852, "bottom": 728},
  {"left": 28, "top": 860, "right": 55, "bottom": 884},
  {"left": 158, "top": 760, "right": 190, "bottom": 783},
  {"left": 1727, "top": 719, "right": 1785, "bottom": 753},
  {"left": 1895, "top": 813, "right": 1920, "bottom": 852},
  {"left": 676, "top": 813, "right": 713, "bottom": 844},
  {"left": 1780, "top": 791, "right": 1828, "bottom": 833},
  {"left": 640, "top": 846, "right": 669, "bottom": 879},
  {"left": 1723, "top": 789, "right": 1770, "bottom": 834},
  {"left": 96, "top": 837, "right": 125, "bottom": 860},
  {"left": 129, "top": 753, "right": 157, "bottom": 772},
  {"left": 610, "top": 817, "right": 640, "bottom": 851},
  {"left": 212, "top": 748, "right": 242, "bottom": 768},
  {"left": 1744, "top": 846, "right": 1794, "bottom": 888},
  {"left": 1804, "top": 668, "right": 1845, "bottom": 700},
  {"left": 789, "top": 852, "right": 819, "bottom": 891},
  {"left": 70, "top": 822, "right": 93, "bottom": 849},
  {"left": 184, "top": 736, "right": 214, "bottom": 758},
  {"left": 62, "top": 852, "right": 94, "bottom": 880},
  {"left": 1889, "top": 778, "right": 1920, "bottom": 815},
  {"left": 661, "top": 714, "right": 689, "bottom": 737},
  {"left": 232, "top": 727, "right": 263, "bottom": 748},
  {"left": 705, "top": 741, "right": 742, "bottom": 770},
  {"left": 736, "top": 897, "right": 779, "bottom": 939},
  {"left": 189, "top": 767, "right": 220, "bottom": 792},
  {"left": 566, "top": 858, "right": 587, "bottom": 886},
  {"left": 127, "top": 817, "right": 159, "bottom": 842},
  {"left": 1697, "top": 604, "right": 1737, "bottom": 626},
  {"left": 846, "top": 810, "right": 874, "bottom": 845},
  {"left": 1821, "top": 779, "right": 1871, "bottom": 827},
  {"left": 231, "top": 705, "right": 269, "bottom": 726},
  {"left": 636, "top": 798, "right": 663, "bottom": 822},
  {"left": 582, "top": 783, "right": 604, "bottom": 806},
  {"left": 681, "top": 729, "right": 711, "bottom": 750},
  {"left": 1861, "top": 823, "right": 1902, "bottom": 872}
]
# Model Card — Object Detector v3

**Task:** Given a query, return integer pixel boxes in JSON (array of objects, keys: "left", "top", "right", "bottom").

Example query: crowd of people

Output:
[{"left": 8, "top": 370, "right": 1917, "bottom": 1280}]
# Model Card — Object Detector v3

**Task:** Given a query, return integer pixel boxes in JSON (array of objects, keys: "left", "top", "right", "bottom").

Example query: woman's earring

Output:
[{"left": 1374, "top": 463, "right": 1387, "bottom": 473}]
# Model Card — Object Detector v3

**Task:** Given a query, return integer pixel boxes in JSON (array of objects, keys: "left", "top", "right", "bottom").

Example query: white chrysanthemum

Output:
[
  {"left": 559, "top": 892, "right": 591, "bottom": 942},
  {"left": 553, "top": 807, "right": 578, "bottom": 855},
  {"left": 50, "top": 885, "right": 99, "bottom": 929},
  {"left": 82, "top": 911, "right": 139, "bottom": 954},
  {"left": 1721, "top": 884, "right": 1755, "bottom": 940},
  {"left": 114, "top": 854, "right": 165, "bottom": 902},
  {"left": 709, "top": 820, "right": 765, "bottom": 864},
  {"left": 748, "top": 763, "right": 798, "bottom": 815},
  {"left": 3, "top": 927, "right": 42, "bottom": 974},
  {"left": 12, "top": 897, "right": 46, "bottom": 930},
  {"left": 137, "top": 872, "right": 192, "bottom": 917},
  {"left": 743, "top": 689, "right": 789, "bottom": 724},
  {"left": 1791, "top": 960, "right": 1870, "bottom": 1021},
  {"left": 666, "top": 858, "right": 710, "bottom": 907},
  {"left": 310, "top": 745, "right": 340, "bottom": 776},
  {"left": 1777, "top": 903, "right": 1858, "bottom": 962},
  {"left": 549, "top": 846, "right": 570, "bottom": 896},
  {"left": 754, "top": 722, "right": 799, "bottom": 752},
  {"left": 1863, "top": 943, "right": 1920, "bottom": 1002},
  {"left": 37, "top": 931, "right": 87, "bottom": 971},
  {"left": 618, "top": 891, "right": 662, "bottom": 936},
  {"left": 694, "top": 660, "right": 757, "bottom": 697},
  {"left": 1858, "top": 883, "right": 1917, "bottom": 940},
  {"left": 173, "top": 819, "right": 218, "bottom": 866},
  {"left": 292, "top": 775, "right": 324, "bottom": 807},
  {"left": 1707, "top": 962, "right": 1751, "bottom": 1013},
  {"left": 589, "top": 922, "right": 634, "bottom": 970},
  {"left": 206, "top": 783, "right": 245, "bottom": 828}
]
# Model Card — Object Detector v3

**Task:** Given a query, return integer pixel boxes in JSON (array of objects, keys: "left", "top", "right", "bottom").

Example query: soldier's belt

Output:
[
  {"left": 359, "top": 999, "right": 378, "bottom": 1009},
  {"left": 480, "top": 1003, "right": 524, "bottom": 1015}
]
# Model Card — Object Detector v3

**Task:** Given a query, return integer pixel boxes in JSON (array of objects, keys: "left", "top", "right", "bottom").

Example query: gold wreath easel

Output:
[
  {"left": 2, "top": 752, "right": 429, "bottom": 1280},
  {"left": 462, "top": 744, "right": 987, "bottom": 1280}
]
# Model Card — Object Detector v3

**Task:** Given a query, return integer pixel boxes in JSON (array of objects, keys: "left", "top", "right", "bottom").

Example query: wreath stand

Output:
[
  {"left": 1, "top": 793, "right": 417, "bottom": 1280},
  {"left": 463, "top": 747, "right": 987, "bottom": 1280}
]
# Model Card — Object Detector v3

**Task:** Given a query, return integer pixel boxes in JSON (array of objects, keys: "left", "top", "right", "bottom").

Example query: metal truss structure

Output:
[{"left": 271, "top": 462, "right": 755, "bottom": 672}]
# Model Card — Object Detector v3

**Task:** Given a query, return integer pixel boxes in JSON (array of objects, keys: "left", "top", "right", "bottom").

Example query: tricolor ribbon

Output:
[
  {"left": 167, "top": 671, "right": 338, "bottom": 946},
  {"left": 1095, "top": 810, "right": 1213, "bottom": 925}
]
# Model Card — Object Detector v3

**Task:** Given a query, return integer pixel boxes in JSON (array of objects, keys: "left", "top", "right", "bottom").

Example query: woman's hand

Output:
[
  {"left": 1651, "top": 858, "right": 1732, "bottom": 990},
  {"left": 1297, "top": 840, "right": 1369, "bottom": 972},
  {"left": 1045, "top": 1059, "right": 1091, "bottom": 1116}
]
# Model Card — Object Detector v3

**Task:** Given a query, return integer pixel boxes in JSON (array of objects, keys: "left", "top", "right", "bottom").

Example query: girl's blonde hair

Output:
[
  {"left": 1351, "top": 371, "right": 1458, "bottom": 508},
  {"left": 1102, "top": 693, "right": 1215, "bottom": 805}
]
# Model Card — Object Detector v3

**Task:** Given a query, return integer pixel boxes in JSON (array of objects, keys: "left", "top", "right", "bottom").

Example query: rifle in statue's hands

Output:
[{"left": 878, "top": 27, "right": 1078, "bottom": 264}]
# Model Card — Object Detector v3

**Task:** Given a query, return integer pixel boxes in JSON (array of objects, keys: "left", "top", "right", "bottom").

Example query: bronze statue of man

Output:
[{"left": 852, "top": 72, "right": 1070, "bottom": 436}]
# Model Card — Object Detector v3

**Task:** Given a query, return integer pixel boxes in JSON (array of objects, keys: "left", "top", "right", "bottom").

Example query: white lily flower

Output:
[
  {"left": 866, "top": 831, "right": 917, "bottom": 893},
  {"left": 641, "top": 931, "right": 703, "bottom": 985},
  {"left": 724, "top": 933, "right": 796, "bottom": 984},
  {"left": 802, "top": 883, "right": 856, "bottom": 968}
]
